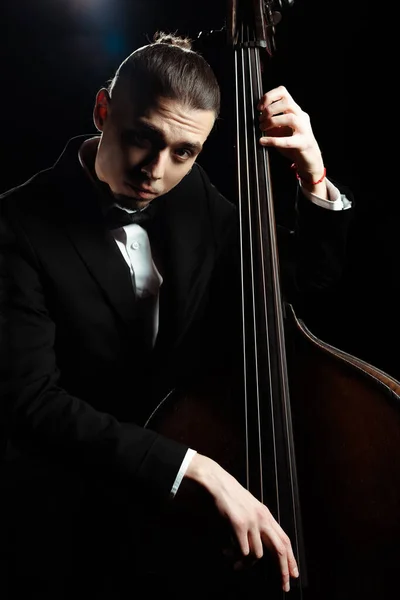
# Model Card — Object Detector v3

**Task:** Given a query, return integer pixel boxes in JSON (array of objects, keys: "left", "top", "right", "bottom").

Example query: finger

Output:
[
  {"left": 234, "top": 527, "right": 250, "bottom": 558},
  {"left": 286, "top": 544, "right": 299, "bottom": 579},
  {"left": 268, "top": 521, "right": 300, "bottom": 580},
  {"left": 257, "top": 85, "right": 291, "bottom": 111},
  {"left": 278, "top": 532, "right": 299, "bottom": 580},
  {"left": 259, "top": 113, "right": 297, "bottom": 132},
  {"left": 259, "top": 99, "right": 288, "bottom": 119},
  {"left": 259, "top": 134, "right": 299, "bottom": 150},
  {"left": 259, "top": 125, "right": 294, "bottom": 139},
  {"left": 261, "top": 529, "right": 293, "bottom": 592},
  {"left": 248, "top": 527, "right": 264, "bottom": 561},
  {"left": 289, "top": 554, "right": 300, "bottom": 579}
]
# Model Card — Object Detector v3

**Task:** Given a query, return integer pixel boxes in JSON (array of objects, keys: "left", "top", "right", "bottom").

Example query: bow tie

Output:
[{"left": 104, "top": 205, "right": 154, "bottom": 230}]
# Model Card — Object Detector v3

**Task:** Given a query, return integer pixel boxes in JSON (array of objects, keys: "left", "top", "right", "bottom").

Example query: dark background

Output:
[{"left": 0, "top": 0, "right": 397, "bottom": 378}]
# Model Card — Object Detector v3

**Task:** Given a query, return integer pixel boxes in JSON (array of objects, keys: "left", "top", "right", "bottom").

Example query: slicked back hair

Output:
[{"left": 108, "top": 31, "right": 221, "bottom": 118}]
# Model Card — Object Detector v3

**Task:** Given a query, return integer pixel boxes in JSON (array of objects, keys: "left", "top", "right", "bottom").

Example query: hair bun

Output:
[{"left": 153, "top": 31, "right": 193, "bottom": 51}]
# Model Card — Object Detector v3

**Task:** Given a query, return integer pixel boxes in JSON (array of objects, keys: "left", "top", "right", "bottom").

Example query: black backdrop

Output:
[{"left": 1, "top": 0, "right": 397, "bottom": 378}]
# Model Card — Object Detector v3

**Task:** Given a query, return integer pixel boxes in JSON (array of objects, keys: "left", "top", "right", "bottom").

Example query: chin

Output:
[
  {"left": 113, "top": 193, "right": 152, "bottom": 210},
  {"left": 136, "top": 199, "right": 152, "bottom": 209},
  {"left": 112, "top": 192, "right": 139, "bottom": 208}
]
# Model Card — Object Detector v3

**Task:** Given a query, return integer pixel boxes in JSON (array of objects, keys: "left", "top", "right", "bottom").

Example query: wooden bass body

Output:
[{"left": 141, "top": 303, "right": 400, "bottom": 599}]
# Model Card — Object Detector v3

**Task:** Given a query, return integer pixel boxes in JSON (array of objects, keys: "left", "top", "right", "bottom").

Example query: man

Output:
[{"left": 1, "top": 31, "right": 352, "bottom": 598}]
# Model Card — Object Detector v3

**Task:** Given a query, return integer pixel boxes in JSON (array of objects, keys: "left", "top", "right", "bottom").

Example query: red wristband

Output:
[{"left": 291, "top": 163, "right": 326, "bottom": 185}]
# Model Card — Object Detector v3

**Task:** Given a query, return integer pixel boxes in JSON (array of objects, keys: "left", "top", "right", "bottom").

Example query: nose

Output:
[{"left": 141, "top": 149, "right": 168, "bottom": 181}]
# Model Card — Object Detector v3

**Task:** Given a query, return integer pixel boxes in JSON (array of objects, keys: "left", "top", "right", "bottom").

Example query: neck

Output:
[{"left": 78, "top": 137, "right": 116, "bottom": 206}]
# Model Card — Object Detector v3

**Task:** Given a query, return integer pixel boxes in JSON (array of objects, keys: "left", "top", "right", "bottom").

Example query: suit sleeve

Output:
[
  {"left": 1, "top": 203, "right": 189, "bottom": 503},
  {"left": 278, "top": 181, "right": 354, "bottom": 323}
]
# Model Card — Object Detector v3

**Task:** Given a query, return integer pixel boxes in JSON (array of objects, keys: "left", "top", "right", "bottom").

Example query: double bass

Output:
[{"left": 145, "top": 2, "right": 400, "bottom": 598}]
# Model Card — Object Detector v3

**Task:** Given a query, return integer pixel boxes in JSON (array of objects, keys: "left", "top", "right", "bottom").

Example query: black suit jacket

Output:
[{"left": 0, "top": 134, "right": 353, "bottom": 502}]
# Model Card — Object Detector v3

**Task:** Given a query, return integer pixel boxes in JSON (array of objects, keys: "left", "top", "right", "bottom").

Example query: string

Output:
[
  {"left": 255, "top": 37, "right": 304, "bottom": 583},
  {"left": 232, "top": 6, "right": 305, "bottom": 593},
  {"left": 235, "top": 23, "right": 267, "bottom": 501},
  {"left": 248, "top": 41, "right": 277, "bottom": 511},
  {"left": 234, "top": 28, "right": 250, "bottom": 494}
]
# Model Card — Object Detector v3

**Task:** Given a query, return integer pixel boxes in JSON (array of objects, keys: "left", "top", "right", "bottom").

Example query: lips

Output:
[{"left": 126, "top": 182, "right": 157, "bottom": 197}]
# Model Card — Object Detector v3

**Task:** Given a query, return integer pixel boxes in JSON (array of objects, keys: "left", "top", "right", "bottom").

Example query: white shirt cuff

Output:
[
  {"left": 170, "top": 448, "right": 197, "bottom": 498},
  {"left": 300, "top": 178, "right": 352, "bottom": 211}
]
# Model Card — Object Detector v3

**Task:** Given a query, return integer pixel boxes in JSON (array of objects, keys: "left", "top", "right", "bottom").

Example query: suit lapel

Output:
[
  {"left": 54, "top": 138, "right": 138, "bottom": 328},
  {"left": 64, "top": 218, "right": 138, "bottom": 327}
]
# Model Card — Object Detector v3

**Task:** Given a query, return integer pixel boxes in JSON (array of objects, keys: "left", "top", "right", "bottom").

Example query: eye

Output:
[
  {"left": 175, "top": 147, "right": 193, "bottom": 160},
  {"left": 122, "top": 131, "right": 151, "bottom": 149}
]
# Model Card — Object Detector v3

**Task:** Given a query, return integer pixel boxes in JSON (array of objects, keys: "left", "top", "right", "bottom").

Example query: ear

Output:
[{"left": 93, "top": 88, "right": 111, "bottom": 132}]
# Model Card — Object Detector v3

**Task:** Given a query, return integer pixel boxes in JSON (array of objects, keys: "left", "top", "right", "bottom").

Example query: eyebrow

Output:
[{"left": 133, "top": 121, "right": 203, "bottom": 154}]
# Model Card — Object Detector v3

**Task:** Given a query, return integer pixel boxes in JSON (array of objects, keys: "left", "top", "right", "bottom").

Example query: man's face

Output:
[{"left": 94, "top": 89, "right": 216, "bottom": 210}]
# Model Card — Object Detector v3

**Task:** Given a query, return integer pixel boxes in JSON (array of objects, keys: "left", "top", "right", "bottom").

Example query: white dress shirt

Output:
[{"left": 112, "top": 224, "right": 163, "bottom": 350}]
